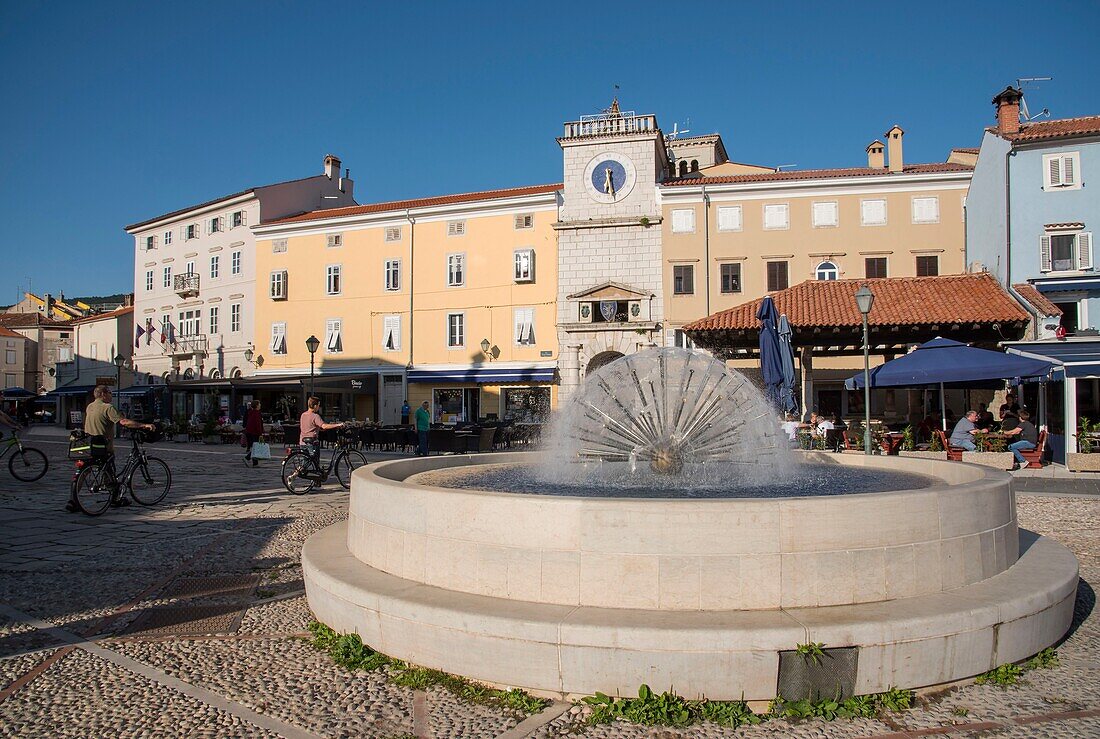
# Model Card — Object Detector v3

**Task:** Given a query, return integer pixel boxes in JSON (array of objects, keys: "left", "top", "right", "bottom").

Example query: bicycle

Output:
[
  {"left": 71, "top": 426, "right": 172, "bottom": 516},
  {"left": 281, "top": 426, "right": 367, "bottom": 494},
  {"left": 0, "top": 430, "right": 48, "bottom": 482}
]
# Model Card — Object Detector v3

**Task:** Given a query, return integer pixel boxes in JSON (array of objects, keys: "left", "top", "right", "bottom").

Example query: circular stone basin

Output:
[{"left": 410, "top": 460, "right": 936, "bottom": 499}]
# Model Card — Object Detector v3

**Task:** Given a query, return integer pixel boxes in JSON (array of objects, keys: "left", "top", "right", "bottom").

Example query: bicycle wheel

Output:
[
  {"left": 8, "top": 447, "right": 48, "bottom": 482},
  {"left": 281, "top": 451, "right": 317, "bottom": 495},
  {"left": 335, "top": 449, "right": 368, "bottom": 489},
  {"left": 129, "top": 457, "right": 172, "bottom": 506},
  {"left": 73, "top": 465, "right": 112, "bottom": 516}
]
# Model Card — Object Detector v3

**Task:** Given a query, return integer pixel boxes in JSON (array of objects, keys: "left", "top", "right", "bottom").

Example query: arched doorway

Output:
[{"left": 586, "top": 351, "right": 625, "bottom": 375}]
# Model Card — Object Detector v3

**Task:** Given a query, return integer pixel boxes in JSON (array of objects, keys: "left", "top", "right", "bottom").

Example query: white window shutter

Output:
[
  {"left": 1063, "top": 156, "right": 1076, "bottom": 186},
  {"left": 392, "top": 316, "right": 401, "bottom": 350},
  {"left": 514, "top": 311, "right": 524, "bottom": 343},
  {"left": 1079, "top": 232, "right": 1093, "bottom": 271},
  {"left": 1049, "top": 157, "right": 1062, "bottom": 187},
  {"left": 1040, "top": 235, "right": 1053, "bottom": 272}
]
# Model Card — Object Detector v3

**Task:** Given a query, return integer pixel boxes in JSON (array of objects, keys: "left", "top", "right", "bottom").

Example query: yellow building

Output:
[{"left": 251, "top": 184, "right": 560, "bottom": 425}]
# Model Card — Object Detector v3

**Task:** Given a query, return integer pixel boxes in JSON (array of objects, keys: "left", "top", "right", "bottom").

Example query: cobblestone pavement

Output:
[{"left": 0, "top": 440, "right": 1097, "bottom": 738}]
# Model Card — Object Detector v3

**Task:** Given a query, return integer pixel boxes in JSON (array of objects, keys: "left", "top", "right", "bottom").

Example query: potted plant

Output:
[
  {"left": 961, "top": 430, "right": 1014, "bottom": 470},
  {"left": 1067, "top": 417, "right": 1100, "bottom": 472},
  {"left": 903, "top": 425, "right": 948, "bottom": 460},
  {"left": 202, "top": 416, "right": 220, "bottom": 445}
]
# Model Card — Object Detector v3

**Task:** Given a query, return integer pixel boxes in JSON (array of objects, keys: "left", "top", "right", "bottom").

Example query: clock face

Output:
[{"left": 583, "top": 152, "right": 637, "bottom": 203}]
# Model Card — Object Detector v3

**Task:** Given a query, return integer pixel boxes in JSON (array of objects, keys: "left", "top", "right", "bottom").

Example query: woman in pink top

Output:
[{"left": 299, "top": 397, "right": 344, "bottom": 456}]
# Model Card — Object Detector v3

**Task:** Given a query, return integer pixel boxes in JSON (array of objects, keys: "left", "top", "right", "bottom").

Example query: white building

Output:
[{"left": 124, "top": 155, "right": 356, "bottom": 385}]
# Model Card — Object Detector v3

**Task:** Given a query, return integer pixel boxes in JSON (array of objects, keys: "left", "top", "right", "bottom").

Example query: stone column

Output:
[
  {"left": 560, "top": 343, "right": 583, "bottom": 405},
  {"left": 800, "top": 346, "right": 814, "bottom": 421}
]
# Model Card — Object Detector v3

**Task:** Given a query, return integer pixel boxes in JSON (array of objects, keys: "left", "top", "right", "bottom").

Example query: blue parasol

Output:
[{"left": 757, "top": 296, "right": 784, "bottom": 408}]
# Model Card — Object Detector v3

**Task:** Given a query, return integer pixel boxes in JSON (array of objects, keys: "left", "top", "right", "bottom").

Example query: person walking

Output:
[
  {"left": 415, "top": 400, "right": 431, "bottom": 456},
  {"left": 243, "top": 400, "right": 264, "bottom": 467},
  {"left": 67, "top": 385, "right": 154, "bottom": 512},
  {"left": 400, "top": 400, "right": 411, "bottom": 426}
]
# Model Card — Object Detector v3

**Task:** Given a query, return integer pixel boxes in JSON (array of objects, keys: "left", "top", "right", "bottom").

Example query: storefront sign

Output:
[
  {"left": 540, "top": 350, "right": 553, "bottom": 357},
  {"left": 95, "top": 376, "right": 116, "bottom": 386},
  {"left": 350, "top": 379, "right": 364, "bottom": 390}
]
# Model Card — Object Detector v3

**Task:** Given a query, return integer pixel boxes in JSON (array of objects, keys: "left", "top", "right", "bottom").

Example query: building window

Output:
[
  {"left": 502, "top": 387, "right": 551, "bottom": 424},
  {"left": 209, "top": 255, "right": 219, "bottom": 279},
  {"left": 383, "top": 315, "right": 401, "bottom": 351},
  {"left": 717, "top": 205, "right": 742, "bottom": 232},
  {"left": 865, "top": 257, "right": 888, "bottom": 278},
  {"left": 514, "top": 249, "right": 534, "bottom": 282},
  {"left": 673, "top": 264, "right": 694, "bottom": 295},
  {"left": 231, "top": 210, "right": 246, "bottom": 228},
  {"left": 162, "top": 266, "right": 172, "bottom": 288},
  {"left": 673, "top": 329, "right": 695, "bottom": 349},
  {"left": 384, "top": 259, "right": 401, "bottom": 291},
  {"left": 1043, "top": 152, "right": 1081, "bottom": 190},
  {"left": 447, "top": 313, "right": 464, "bottom": 348},
  {"left": 270, "top": 270, "right": 287, "bottom": 300},
  {"left": 815, "top": 261, "right": 839, "bottom": 280},
  {"left": 177, "top": 309, "right": 200, "bottom": 336},
  {"left": 163, "top": 230, "right": 172, "bottom": 246},
  {"left": 678, "top": 161, "right": 688, "bottom": 177},
  {"left": 5, "top": 349, "right": 16, "bottom": 364},
  {"left": 145, "top": 270, "right": 154, "bottom": 291},
  {"left": 161, "top": 315, "right": 170, "bottom": 340},
  {"left": 230, "top": 303, "right": 241, "bottom": 332},
  {"left": 272, "top": 239, "right": 288, "bottom": 253},
  {"left": 911, "top": 196, "right": 940, "bottom": 224},
  {"left": 326, "top": 264, "right": 342, "bottom": 295},
  {"left": 514, "top": 307, "right": 535, "bottom": 345},
  {"left": 691, "top": 160, "right": 699, "bottom": 172},
  {"left": 861, "top": 199, "right": 887, "bottom": 226},
  {"left": 1042, "top": 232, "right": 1093, "bottom": 272},
  {"left": 385, "top": 226, "right": 402, "bottom": 242},
  {"left": 720, "top": 263, "right": 741, "bottom": 293},
  {"left": 185, "top": 260, "right": 195, "bottom": 276},
  {"left": 447, "top": 220, "right": 465, "bottom": 237},
  {"left": 208, "top": 216, "right": 223, "bottom": 234},
  {"left": 812, "top": 201, "right": 839, "bottom": 228},
  {"left": 767, "top": 261, "right": 789, "bottom": 291},
  {"left": 671, "top": 209, "right": 696, "bottom": 233},
  {"left": 209, "top": 306, "right": 219, "bottom": 334},
  {"left": 144, "top": 235, "right": 156, "bottom": 250},
  {"left": 763, "top": 203, "right": 790, "bottom": 230},
  {"left": 447, "top": 253, "right": 465, "bottom": 287},
  {"left": 325, "top": 319, "right": 343, "bottom": 353},
  {"left": 186, "top": 224, "right": 199, "bottom": 240},
  {"left": 231, "top": 250, "right": 241, "bottom": 275},
  {"left": 326, "top": 233, "right": 342, "bottom": 248},
  {"left": 270, "top": 323, "right": 286, "bottom": 355},
  {"left": 514, "top": 214, "right": 533, "bottom": 230},
  {"left": 916, "top": 255, "right": 939, "bottom": 276}
]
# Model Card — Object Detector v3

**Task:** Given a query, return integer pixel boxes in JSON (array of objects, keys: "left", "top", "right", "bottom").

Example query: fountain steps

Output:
[{"left": 304, "top": 522, "right": 1078, "bottom": 701}]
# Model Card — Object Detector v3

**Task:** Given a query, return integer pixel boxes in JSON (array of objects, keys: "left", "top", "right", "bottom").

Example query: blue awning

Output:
[
  {"left": 1033, "top": 278, "right": 1100, "bottom": 294},
  {"left": 407, "top": 366, "right": 557, "bottom": 384},
  {"left": 42, "top": 384, "right": 98, "bottom": 398},
  {"left": 1, "top": 388, "right": 35, "bottom": 399},
  {"left": 845, "top": 337, "right": 1052, "bottom": 390},
  {"left": 1004, "top": 339, "right": 1100, "bottom": 379},
  {"left": 117, "top": 385, "right": 162, "bottom": 397}
]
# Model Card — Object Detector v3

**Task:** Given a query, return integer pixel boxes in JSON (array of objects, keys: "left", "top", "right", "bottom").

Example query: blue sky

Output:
[{"left": 2, "top": 0, "right": 1098, "bottom": 298}]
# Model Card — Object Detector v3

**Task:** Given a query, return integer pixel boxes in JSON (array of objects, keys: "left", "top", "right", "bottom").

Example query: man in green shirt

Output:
[
  {"left": 67, "top": 385, "right": 154, "bottom": 512},
  {"left": 415, "top": 400, "right": 431, "bottom": 456}
]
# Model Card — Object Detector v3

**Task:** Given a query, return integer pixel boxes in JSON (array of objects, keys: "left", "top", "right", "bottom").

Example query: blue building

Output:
[{"left": 967, "top": 87, "right": 1100, "bottom": 463}]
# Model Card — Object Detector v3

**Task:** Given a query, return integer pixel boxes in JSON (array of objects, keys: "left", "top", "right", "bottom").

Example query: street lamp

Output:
[
  {"left": 244, "top": 346, "right": 254, "bottom": 363},
  {"left": 854, "top": 285, "right": 875, "bottom": 455},
  {"left": 305, "top": 335, "right": 320, "bottom": 397},
  {"left": 480, "top": 338, "right": 492, "bottom": 359}
]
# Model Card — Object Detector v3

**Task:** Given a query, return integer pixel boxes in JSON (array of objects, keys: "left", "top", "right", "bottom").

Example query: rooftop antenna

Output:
[
  {"left": 1016, "top": 76, "right": 1052, "bottom": 121},
  {"left": 774, "top": 164, "right": 798, "bottom": 172},
  {"left": 667, "top": 121, "right": 692, "bottom": 140}
]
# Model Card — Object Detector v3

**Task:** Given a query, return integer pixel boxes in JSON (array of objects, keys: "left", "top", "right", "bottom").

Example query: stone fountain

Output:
[{"left": 303, "top": 348, "right": 1079, "bottom": 699}]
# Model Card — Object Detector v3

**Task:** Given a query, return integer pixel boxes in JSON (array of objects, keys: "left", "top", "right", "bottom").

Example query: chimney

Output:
[
  {"left": 866, "top": 140, "right": 885, "bottom": 169},
  {"left": 885, "top": 125, "right": 904, "bottom": 173},
  {"left": 339, "top": 167, "right": 354, "bottom": 198},
  {"left": 123, "top": 293, "right": 134, "bottom": 308},
  {"left": 324, "top": 154, "right": 341, "bottom": 180},
  {"left": 992, "top": 86, "right": 1023, "bottom": 136}
]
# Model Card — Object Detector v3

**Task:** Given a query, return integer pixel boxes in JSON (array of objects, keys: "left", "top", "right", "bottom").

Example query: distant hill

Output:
[{"left": 70, "top": 292, "right": 129, "bottom": 306}]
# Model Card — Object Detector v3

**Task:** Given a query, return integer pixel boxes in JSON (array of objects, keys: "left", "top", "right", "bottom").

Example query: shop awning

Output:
[
  {"left": 1004, "top": 338, "right": 1100, "bottom": 379},
  {"left": 1, "top": 387, "right": 35, "bottom": 399},
  {"left": 117, "top": 385, "right": 164, "bottom": 397},
  {"left": 42, "top": 384, "right": 97, "bottom": 398},
  {"left": 407, "top": 364, "right": 556, "bottom": 384},
  {"left": 1033, "top": 278, "right": 1100, "bottom": 294},
  {"left": 845, "top": 337, "right": 1053, "bottom": 389}
]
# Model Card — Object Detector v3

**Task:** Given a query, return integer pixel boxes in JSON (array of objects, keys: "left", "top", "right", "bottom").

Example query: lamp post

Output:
[
  {"left": 854, "top": 285, "right": 875, "bottom": 455},
  {"left": 305, "top": 335, "right": 320, "bottom": 398},
  {"left": 113, "top": 354, "right": 126, "bottom": 406}
]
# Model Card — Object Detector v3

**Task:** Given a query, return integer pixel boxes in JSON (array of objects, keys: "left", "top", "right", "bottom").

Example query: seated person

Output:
[
  {"left": 1003, "top": 409, "right": 1038, "bottom": 468},
  {"left": 999, "top": 392, "right": 1021, "bottom": 418},
  {"left": 976, "top": 408, "right": 995, "bottom": 430},
  {"left": 780, "top": 413, "right": 800, "bottom": 442},
  {"left": 949, "top": 410, "right": 988, "bottom": 451}
]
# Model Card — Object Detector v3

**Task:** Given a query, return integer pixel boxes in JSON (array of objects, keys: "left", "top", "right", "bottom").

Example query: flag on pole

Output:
[
  {"left": 145, "top": 318, "right": 154, "bottom": 345},
  {"left": 135, "top": 323, "right": 144, "bottom": 348}
]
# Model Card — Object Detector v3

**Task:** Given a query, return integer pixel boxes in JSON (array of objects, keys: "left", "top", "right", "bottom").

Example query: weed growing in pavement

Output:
[
  {"left": 952, "top": 706, "right": 969, "bottom": 717},
  {"left": 977, "top": 648, "right": 1060, "bottom": 688},
  {"left": 306, "top": 621, "right": 547, "bottom": 716}
]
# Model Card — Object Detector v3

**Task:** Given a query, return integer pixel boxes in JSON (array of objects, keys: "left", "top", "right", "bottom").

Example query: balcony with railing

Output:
[
  {"left": 562, "top": 111, "right": 658, "bottom": 140},
  {"left": 173, "top": 272, "right": 200, "bottom": 298},
  {"left": 165, "top": 334, "right": 208, "bottom": 357}
]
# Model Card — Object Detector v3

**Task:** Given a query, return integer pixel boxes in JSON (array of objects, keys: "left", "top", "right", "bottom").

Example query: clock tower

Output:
[{"left": 555, "top": 101, "right": 671, "bottom": 401}]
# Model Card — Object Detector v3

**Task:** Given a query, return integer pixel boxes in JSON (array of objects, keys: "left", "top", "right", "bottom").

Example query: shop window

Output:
[{"left": 502, "top": 387, "right": 551, "bottom": 424}]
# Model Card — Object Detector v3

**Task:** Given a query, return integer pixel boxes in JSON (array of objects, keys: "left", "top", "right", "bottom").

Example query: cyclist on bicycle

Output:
[
  {"left": 0, "top": 407, "right": 20, "bottom": 432},
  {"left": 299, "top": 396, "right": 345, "bottom": 461},
  {"left": 66, "top": 385, "right": 154, "bottom": 512}
]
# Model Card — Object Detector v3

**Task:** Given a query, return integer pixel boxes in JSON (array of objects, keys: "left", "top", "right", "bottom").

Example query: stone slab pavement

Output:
[{"left": 0, "top": 438, "right": 1097, "bottom": 738}]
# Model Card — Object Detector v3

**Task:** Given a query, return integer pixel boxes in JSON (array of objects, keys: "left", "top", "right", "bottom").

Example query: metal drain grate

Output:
[
  {"left": 777, "top": 647, "right": 859, "bottom": 701},
  {"left": 123, "top": 603, "right": 247, "bottom": 636},
  {"left": 161, "top": 575, "right": 261, "bottom": 600}
]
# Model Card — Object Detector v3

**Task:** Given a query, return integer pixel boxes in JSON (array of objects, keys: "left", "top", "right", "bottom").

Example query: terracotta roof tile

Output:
[
  {"left": 71, "top": 305, "right": 134, "bottom": 325},
  {"left": 662, "top": 162, "right": 972, "bottom": 187},
  {"left": 684, "top": 274, "right": 1029, "bottom": 332},
  {"left": 952, "top": 147, "right": 980, "bottom": 154},
  {"left": 1013, "top": 283, "right": 1062, "bottom": 317},
  {"left": 267, "top": 183, "right": 563, "bottom": 226},
  {"left": 0, "top": 312, "right": 68, "bottom": 328},
  {"left": 0, "top": 326, "right": 24, "bottom": 339},
  {"left": 995, "top": 115, "right": 1100, "bottom": 143}
]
